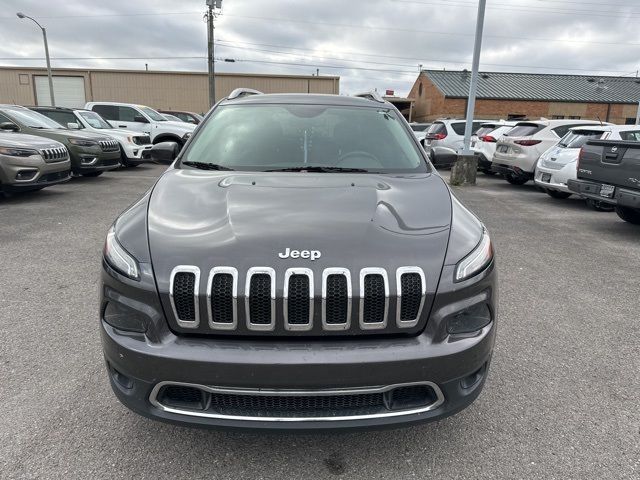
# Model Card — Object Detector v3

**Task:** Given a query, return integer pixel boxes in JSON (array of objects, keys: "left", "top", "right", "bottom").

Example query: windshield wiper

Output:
[
  {"left": 181, "top": 161, "right": 234, "bottom": 171},
  {"left": 265, "top": 166, "right": 371, "bottom": 173}
]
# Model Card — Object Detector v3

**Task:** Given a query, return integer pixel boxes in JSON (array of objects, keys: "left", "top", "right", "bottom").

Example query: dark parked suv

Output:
[
  {"left": 0, "top": 105, "right": 120, "bottom": 176},
  {"left": 100, "top": 90, "right": 498, "bottom": 430}
]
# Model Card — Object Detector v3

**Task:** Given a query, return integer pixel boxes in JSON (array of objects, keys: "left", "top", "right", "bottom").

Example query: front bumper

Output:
[
  {"left": 122, "top": 143, "right": 153, "bottom": 164},
  {"left": 568, "top": 179, "right": 640, "bottom": 208},
  {"left": 534, "top": 162, "right": 576, "bottom": 193},
  {"left": 69, "top": 147, "right": 121, "bottom": 173},
  {"left": 100, "top": 260, "right": 497, "bottom": 431},
  {"left": 0, "top": 155, "right": 71, "bottom": 191}
]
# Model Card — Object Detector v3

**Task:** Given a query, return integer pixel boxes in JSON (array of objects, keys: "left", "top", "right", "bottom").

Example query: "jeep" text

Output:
[{"left": 278, "top": 248, "right": 321, "bottom": 261}]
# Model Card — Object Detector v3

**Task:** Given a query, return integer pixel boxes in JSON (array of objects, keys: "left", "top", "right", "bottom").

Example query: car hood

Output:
[
  {"left": 0, "top": 131, "right": 64, "bottom": 149},
  {"left": 161, "top": 121, "right": 196, "bottom": 132},
  {"left": 147, "top": 169, "right": 453, "bottom": 295},
  {"left": 40, "top": 128, "right": 112, "bottom": 142}
]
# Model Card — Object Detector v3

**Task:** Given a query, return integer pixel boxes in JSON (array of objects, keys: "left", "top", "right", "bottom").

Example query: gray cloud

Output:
[{"left": 1, "top": 0, "right": 639, "bottom": 95}]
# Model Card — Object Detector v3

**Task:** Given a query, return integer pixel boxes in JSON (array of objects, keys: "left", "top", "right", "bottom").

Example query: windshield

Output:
[
  {"left": 558, "top": 130, "right": 604, "bottom": 148},
  {"left": 4, "top": 108, "right": 64, "bottom": 129},
  {"left": 180, "top": 104, "right": 427, "bottom": 173},
  {"left": 140, "top": 106, "right": 166, "bottom": 121},
  {"left": 78, "top": 111, "right": 113, "bottom": 129}
]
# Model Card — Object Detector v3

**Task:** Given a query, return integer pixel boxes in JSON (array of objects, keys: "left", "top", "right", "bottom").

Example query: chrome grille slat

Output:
[
  {"left": 396, "top": 267, "right": 426, "bottom": 328},
  {"left": 169, "top": 266, "right": 200, "bottom": 328},
  {"left": 359, "top": 268, "right": 389, "bottom": 330},
  {"left": 245, "top": 267, "right": 276, "bottom": 331},
  {"left": 99, "top": 139, "right": 120, "bottom": 152},
  {"left": 40, "top": 147, "right": 69, "bottom": 163},
  {"left": 322, "top": 268, "right": 352, "bottom": 331},
  {"left": 206, "top": 267, "right": 238, "bottom": 330},
  {"left": 283, "top": 268, "right": 314, "bottom": 331}
]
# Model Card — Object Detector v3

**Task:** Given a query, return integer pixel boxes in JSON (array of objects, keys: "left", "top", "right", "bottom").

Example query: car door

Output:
[{"left": 113, "top": 106, "right": 151, "bottom": 134}]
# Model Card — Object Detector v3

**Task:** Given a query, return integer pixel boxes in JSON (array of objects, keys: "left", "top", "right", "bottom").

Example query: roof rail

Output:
[
  {"left": 227, "top": 88, "right": 263, "bottom": 100},
  {"left": 353, "top": 91, "right": 385, "bottom": 103}
]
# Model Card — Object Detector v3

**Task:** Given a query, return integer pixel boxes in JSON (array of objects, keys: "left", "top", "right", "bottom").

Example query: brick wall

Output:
[{"left": 409, "top": 72, "right": 637, "bottom": 124}]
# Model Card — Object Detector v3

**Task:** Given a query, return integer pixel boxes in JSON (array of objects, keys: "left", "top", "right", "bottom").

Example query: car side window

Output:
[
  {"left": 118, "top": 106, "right": 140, "bottom": 122},
  {"left": 619, "top": 130, "right": 640, "bottom": 142},
  {"left": 92, "top": 105, "right": 118, "bottom": 120},
  {"left": 552, "top": 125, "right": 570, "bottom": 137},
  {"left": 43, "top": 110, "right": 80, "bottom": 128}
]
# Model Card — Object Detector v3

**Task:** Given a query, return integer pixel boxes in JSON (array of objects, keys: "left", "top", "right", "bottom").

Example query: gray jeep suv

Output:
[{"left": 100, "top": 91, "right": 498, "bottom": 430}]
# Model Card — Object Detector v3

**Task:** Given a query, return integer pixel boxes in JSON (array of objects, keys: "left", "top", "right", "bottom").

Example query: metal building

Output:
[{"left": 0, "top": 66, "right": 340, "bottom": 113}]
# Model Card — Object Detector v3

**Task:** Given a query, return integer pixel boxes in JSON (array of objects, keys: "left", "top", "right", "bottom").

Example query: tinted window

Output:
[
  {"left": 39, "top": 110, "right": 79, "bottom": 128},
  {"left": 78, "top": 111, "right": 112, "bottom": 129},
  {"left": 450, "top": 122, "right": 466, "bottom": 135},
  {"left": 410, "top": 124, "right": 429, "bottom": 132},
  {"left": 505, "top": 123, "right": 544, "bottom": 137},
  {"left": 619, "top": 130, "right": 640, "bottom": 141},
  {"left": 3, "top": 108, "right": 64, "bottom": 129},
  {"left": 119, "top": 106, "right": 141, "bottom": 122},
  {"left": 475, "top": 125, "right": 499, "bottom": 138},
  {"left": 558, "top": 130, "right": 603, "bottom": 148},
  {"left": 426, "top": 122, "right": 446, "bottom": 136},
  {"left": 182, "top": 104, "right": 427, "bottom": 173},
  {"left": 553, "top": 123, "right": 596, "bottom": 138},
  {"left": 92, "top": 105, "right": 118, "bottom": 120},
  {"left": 140, "top": 106, "right": 166, "bottom": 121}
]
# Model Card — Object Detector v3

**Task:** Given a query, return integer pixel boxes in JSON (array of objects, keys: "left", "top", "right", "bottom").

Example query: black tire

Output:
[
  {"left": 505, "top": 173, "right": 529, "bottom": 185},
  {"left": 82, "top": 171, "right": 103, "bottom": 177},
  {"left": 615, "top": 206, "right": 640, "bottom": 225},
  {"left": 545, "top": 189, "right": 572, "bottom": 199},
  {"left": 585, "top": 198, "right": 615, "bottom": 212},
  {"left": 119, "top": 147, "right": 138, "bottom": 167}
]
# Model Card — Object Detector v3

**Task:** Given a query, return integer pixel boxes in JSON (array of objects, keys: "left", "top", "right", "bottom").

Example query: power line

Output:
[{"left": 215, "top": 39, "right": 636, "bottom": 74}]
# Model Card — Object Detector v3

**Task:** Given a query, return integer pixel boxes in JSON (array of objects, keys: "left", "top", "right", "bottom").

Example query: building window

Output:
[
  {"left": 418, "top": 82, "right": 423, "bottom": 97},
  {"left": 552, "top": 115, "right": 565, "bottom": 119},
  {"left": 625, "top": 117, "right": 637, "bottom": 125},
  {"left": 568, "top": 115, "right": 581, "bottom": 119}
]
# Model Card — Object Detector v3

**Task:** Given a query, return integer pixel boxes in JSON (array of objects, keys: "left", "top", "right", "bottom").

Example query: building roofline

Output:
[
  {"left": 0, "top": 65, "right": 340, "bottom": 80},
  {"left": 420, "top": 68, "right": 640, "bottom": 81}
]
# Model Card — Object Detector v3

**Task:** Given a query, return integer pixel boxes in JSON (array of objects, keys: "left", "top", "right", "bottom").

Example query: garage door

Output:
[{"left": 34, "top": 76, "right": 86, "bottom": 108}]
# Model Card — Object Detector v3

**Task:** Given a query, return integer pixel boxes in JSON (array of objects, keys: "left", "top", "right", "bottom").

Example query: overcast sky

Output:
[{"left": 2, "top": 0, "right": 640, "bottom": 95}]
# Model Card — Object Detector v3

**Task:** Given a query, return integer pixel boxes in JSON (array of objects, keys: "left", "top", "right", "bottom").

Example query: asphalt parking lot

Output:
[{"left": 1, "top": 164, "right": 638, "bottom": 479}]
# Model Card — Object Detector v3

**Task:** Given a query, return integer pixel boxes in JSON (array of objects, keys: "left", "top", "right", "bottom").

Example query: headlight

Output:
[
  {"left": 126, "top": 136, "right": 135, "bottom": 144},
  {"left": 0, "top": 146, "right": 38, "bottom": 157},
  {"left": 103, "top": 225, "right": 140, "bottom": 280},
  {"left": 68, "top": 137, "right": 98, "bottom": 147},
  {"left": 455, "top": 229, "right": 493, "bottom": 282}
]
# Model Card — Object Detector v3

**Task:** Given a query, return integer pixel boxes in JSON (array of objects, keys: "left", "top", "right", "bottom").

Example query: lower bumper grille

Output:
[{"left": 150, "top": 381, "right": 445, "bottom": 421}]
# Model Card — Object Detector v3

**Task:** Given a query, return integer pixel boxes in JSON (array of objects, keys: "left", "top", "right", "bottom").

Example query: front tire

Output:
[
  {"left": 586, "top": 198, "right": 614, "bottom": 212},
  {"left": 505, "top": 173, "right": 528, "bottom": 185},
  {"left": 615, "top": 206, "right": 640, "bottom": 225},
  {"left": 545, "top": 189, "right": 572, "bottom": 199}
]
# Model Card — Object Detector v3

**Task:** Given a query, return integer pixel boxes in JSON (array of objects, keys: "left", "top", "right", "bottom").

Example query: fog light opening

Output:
[
  {"left": 386, "top": 384, "right": 438, "bottom": 411},
  {"left": 111, "top": 366, "right": 133, "bottom": 390},
  {"left": 158, "top": 385, "right": 207, "bottom": 411},
  {"left": 460, "top": 363, "right": 487, "bottom": 390},
  {"left": 80, "top": 156, "right": 98, "bottom": 165},
  {"left": 15, "top": 170, "right": 37, "bottom": 181}
]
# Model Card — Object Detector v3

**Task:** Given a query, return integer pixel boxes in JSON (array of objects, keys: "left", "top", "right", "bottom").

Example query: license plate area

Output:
[
  {"left": 541, "top": 173, "right": 551, "bottom": 183},
  {"left": 600, "top": 184, "right": 615, "bottom": 198}
]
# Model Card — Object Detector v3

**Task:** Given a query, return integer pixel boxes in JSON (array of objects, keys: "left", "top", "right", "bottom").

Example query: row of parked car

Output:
[
  {"left": 411, "top": 118, "right": 640, "bottom": 223},
  {"left": 0, "top": 102, "right": 203, "bottom": 195}
]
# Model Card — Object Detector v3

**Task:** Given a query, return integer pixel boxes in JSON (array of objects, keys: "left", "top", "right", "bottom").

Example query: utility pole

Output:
[
  {"left": 450, "top": 0, "right": 486, "bottom": 186},
  {"left": 206, "top": 0, "right": 222, "bottom": 108},
  {"left": 17, "top": 12, "right": 55, "bottom": 106}
]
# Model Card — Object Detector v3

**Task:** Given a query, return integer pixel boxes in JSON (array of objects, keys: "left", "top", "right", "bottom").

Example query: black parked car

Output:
[{"left": 100, "top": 90, "right": 497, "bottom": 430}]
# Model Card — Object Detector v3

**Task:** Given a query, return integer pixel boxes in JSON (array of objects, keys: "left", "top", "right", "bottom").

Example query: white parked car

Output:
[
  {"left": 162, "top": 113, "right": 183, "bottom": 122},
  {"left": 84, "top": 101, "right": 195, "bottom": 147},
  {"left": 31, "top": 106, "right": 152, "bottom": 167},
  {"left": 492, "top": 119, "right": 608, "bottom": 184},
  {"left": 409, "top": 122, "right": 431, "bottom": 146},
  {"left": 424, "top": 118, "right": 488, "bottom": 167},
  {"left": 471, "top": 121, "right": 517, "bottom": 174},
  {"left": 534, "top": 124, "right": 640, "bottom": 208}
]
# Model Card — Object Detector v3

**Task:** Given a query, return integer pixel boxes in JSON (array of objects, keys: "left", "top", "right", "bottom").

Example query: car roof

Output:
[
  {"left": 86, "top": 101, "right": 151, "bottom": 108},
  {"left": 219, "top": 93, "right": 391, "bottom": 108}
]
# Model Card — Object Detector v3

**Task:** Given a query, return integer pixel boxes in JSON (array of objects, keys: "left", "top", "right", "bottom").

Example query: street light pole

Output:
[
  {"left": 206, "top": 0, "right": 222, "bottom": 108},
  {"left": 17, "top": 12, "right": 55, "bottom": 107},
  {"left": 449, "top": 0, "right": 486, "bottom": 186}
]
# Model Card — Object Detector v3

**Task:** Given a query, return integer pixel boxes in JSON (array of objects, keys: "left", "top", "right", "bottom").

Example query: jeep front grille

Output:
[
  {"left": 169, "top": 266, "right": 426, "bottom": 334},
  {"left": 40, "top": 147, "right": 68, "bottom": 163},
  {"left": 99, "top": 139, "right": 120, "bottom": 152}
]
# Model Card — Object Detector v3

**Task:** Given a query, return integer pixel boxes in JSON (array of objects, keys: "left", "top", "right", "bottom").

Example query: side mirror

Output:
[
  {"left": 67, "top": 122, "right": 80, "bottom": 129},
  {"left": 133, "top": 115, "right": 149, "bottom": 124},
  {"left": 150, "top": 141, "right": 179, "bottom": 164},
  {"left": 0, "top": 122, "right": 19, "bottom": 132}
]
